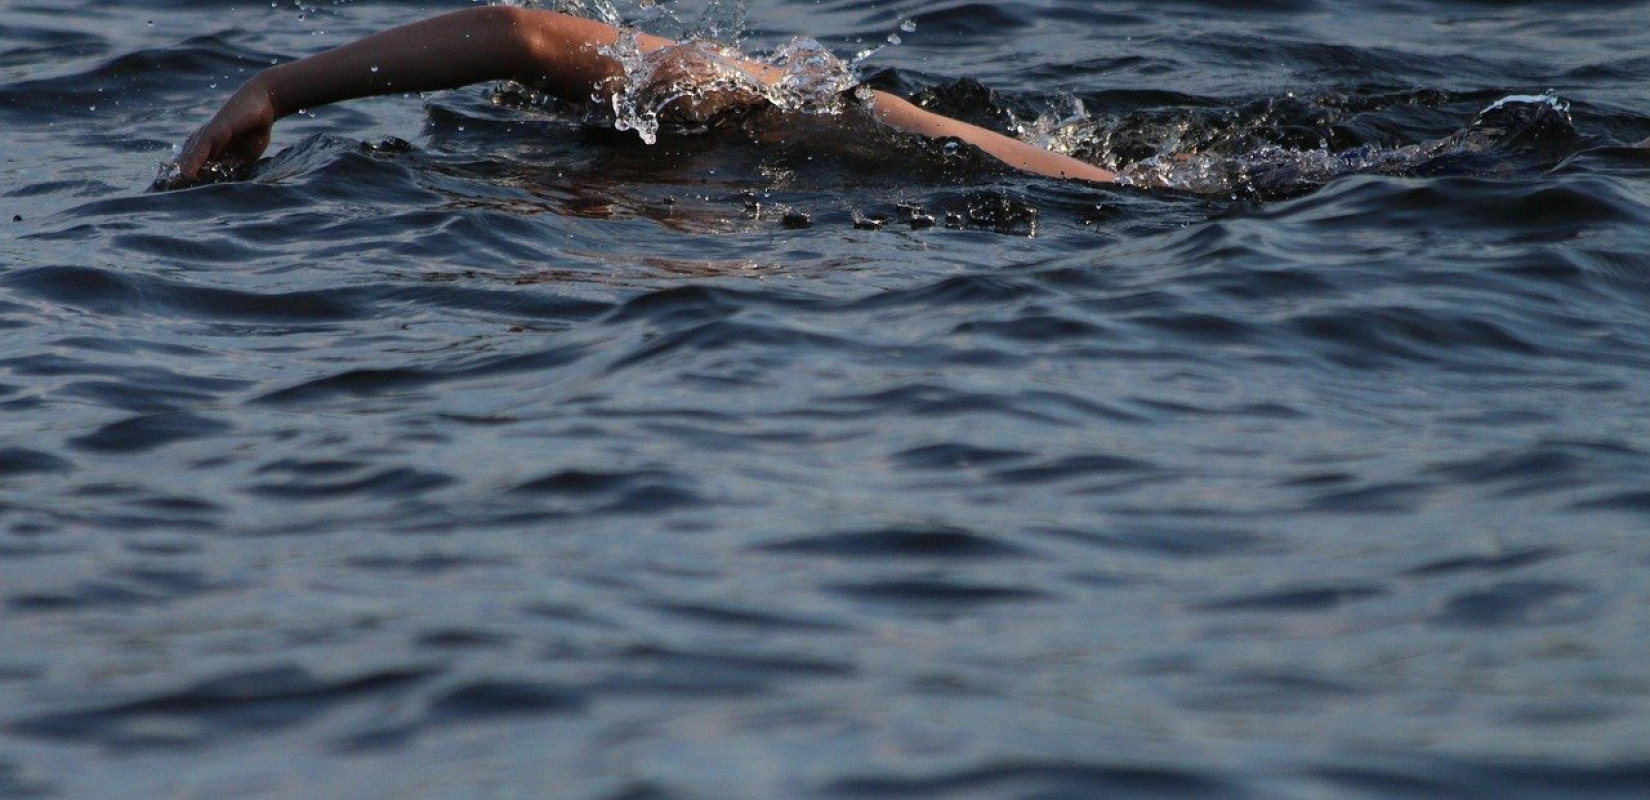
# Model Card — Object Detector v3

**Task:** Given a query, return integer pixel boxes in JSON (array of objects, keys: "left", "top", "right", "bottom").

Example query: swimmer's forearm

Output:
[{"left": 868, "top": 91, "right": 1116, "bottom": 183}]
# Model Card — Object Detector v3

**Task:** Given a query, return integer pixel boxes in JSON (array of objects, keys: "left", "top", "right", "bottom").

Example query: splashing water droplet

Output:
[
  {"left": 767, "top": 37, "right": 858, "bottom": 116},
  {"left": 600, "top": 28, "right": 664, "bottom": 144}
]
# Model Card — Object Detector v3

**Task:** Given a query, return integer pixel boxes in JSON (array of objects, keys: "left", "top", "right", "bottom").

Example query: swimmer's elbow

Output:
[
  {"left": 500, "top": 7, "right": 638, "bottom": 100},
  {"left": 479, "top": 6, "right": 556, "bottom": 74}
]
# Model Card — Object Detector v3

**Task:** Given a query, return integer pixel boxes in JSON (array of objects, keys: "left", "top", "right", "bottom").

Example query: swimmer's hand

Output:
[{"left": 166, "top": 77, "right": 276, "bottom": 187}]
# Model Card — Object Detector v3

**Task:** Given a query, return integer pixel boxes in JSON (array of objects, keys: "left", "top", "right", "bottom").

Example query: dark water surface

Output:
[{"left": 5, "top": 0, "right": 1650, "bottom": 797}]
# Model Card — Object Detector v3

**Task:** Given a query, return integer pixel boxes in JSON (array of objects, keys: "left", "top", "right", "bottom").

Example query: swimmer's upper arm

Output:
[
  {"left": 219, "top": 8, "right": 662, "bottom": 122},
  {"left": 867, "top": 90, "right": 1117, "bottom": 183}
]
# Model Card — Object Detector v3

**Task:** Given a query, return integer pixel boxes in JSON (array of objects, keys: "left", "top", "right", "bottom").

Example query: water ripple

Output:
[
  {"left": 11, "top": 665, "right": 434, "bottom": 749},
  {"left": 757, "top": 526, "right": 1033, "bottom": 559},
  {"left": 7, "top": 0, "right": 1650, "bottom": 796},
  {"left": 828, "top": 762, "right": 1244, "bottom": 800}
]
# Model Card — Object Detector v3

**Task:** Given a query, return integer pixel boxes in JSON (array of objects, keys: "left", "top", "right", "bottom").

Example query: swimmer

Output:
[{"left": 172, "top": 6, "right": 1119, "bottom": 185}]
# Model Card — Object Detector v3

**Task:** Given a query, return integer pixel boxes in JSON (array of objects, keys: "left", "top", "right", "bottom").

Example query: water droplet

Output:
[
  {"left": 886, "top": 33, "right": 902, "bottom": 46},
  {"left": 146, "top": 19, "right": 154, "bottom": 27},
  {"left": 900, "top": 19, "right": 917, "bottom": 33},
  {"left": 370, "top": 65, "right": 380, "bottom": 73}
]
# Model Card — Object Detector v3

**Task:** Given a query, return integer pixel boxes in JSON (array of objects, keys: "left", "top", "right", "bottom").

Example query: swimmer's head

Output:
[{"left": 637, "top": 43, "right": 768, "bottom": 128}]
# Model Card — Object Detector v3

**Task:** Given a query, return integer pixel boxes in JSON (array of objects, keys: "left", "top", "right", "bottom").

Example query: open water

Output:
[{"left": 5, "top": 0, "right": 1650, "bottom": 797}]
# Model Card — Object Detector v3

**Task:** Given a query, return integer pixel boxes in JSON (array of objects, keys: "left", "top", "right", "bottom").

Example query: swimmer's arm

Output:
[
  {"left": 176, "top": 7, "right": 666, "bottom": 180},
  {"left": 865, "top": 91, "right": 1117, "bottom": 183}
]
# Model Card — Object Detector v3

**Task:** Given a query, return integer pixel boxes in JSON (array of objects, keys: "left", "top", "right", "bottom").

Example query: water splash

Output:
[
  {"left": 602, "top": 33, "right": 760, "bottom": 143},
  {"left": 509, "top": 3, "right": 878, "bottom": 146},
  {"left": 852, "top": 18, "right": 916, "bottom": 65},
  {"left": 1105, "top": 92, "right": 1578, "bottom": 198},
  {"left": 602, "top": 33, "right": 862, "bottom": 144},
  {"left": 1012, "top": 94, "right": 1094, "bottom": 156},
  {"left": 526, "top": 0, "right": 627, "bottom": 26},
  {"left": 766, "top": 38, "right": 864, "bottom": 116},
  {"left": 535, "top": 0, "right": 748, "bottom": 42}
]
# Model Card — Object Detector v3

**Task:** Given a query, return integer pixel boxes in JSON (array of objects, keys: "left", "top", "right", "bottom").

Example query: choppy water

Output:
[{"left": 5, "top": 0, "right": 1650, "bottom": 798}]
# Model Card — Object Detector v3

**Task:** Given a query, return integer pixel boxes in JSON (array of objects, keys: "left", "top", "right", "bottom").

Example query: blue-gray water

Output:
[{"left": 5, "top": 0, "right": 1650, "bottom": 798}]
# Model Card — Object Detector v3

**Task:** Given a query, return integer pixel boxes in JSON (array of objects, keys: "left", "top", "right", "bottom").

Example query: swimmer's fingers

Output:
[
  {"left": 154, "top": 127, "right": 250, "bottom": 192},
  {"left": 173, "top": 131, "right": 230, "bottom": 183},
  {"left": 173, "top": 82, "right": 277, "bottom": 183},
  {"left": 177, "top": 124, "right": 270, "bottom": 181}
]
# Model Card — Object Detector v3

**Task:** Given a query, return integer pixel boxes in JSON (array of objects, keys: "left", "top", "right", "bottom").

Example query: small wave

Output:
[
  {"left": 246, "top": 462, "right": 455, "bottom": 500},
  {"left": 508, "top": 467, "right": 704, "bottom": 514},
  {"left": 8, "top": 566, "right": 224, "bottom": 612},
  {"left": 614, "top": 645, "right": 858, "bottom": 684},
  {"left": 827, "top": 762, "right": 1239, "bottom": 800},
  {"left": 641, "top": 600, "right": 852, "bottom": 632},
  {"left": 68, "top": 411, "right": 233, "bottom": 454},
  {"left": 0, "top": 37, "right": 282, "bottom": 122},
  {"left": 756, "top": 526, "right": 1034, "bottom": 559},
  {"left": 1403, "top": 546, "right": 1563, "bottom": 578},
  {"left": 1432, "top": 580, "right": 1598, "bottom": 629},
  {"left": 827, "top": 579, "right": 1052, "bottom": 614},
  {"left": 1, "top": 265, "right": 367, "bottom": 321},
  {"left": 1192, "top": 583, "right": 1388, "bottom": 613},
  {"left": 1313, "top": 758, "right": 1650, "bottom": 800},
  {"left": 11, "top": 665, "right": 435, "bottom": 749},
  {"left": 339, "top": 676, "right": 587, "bottom": 750},
  {"left": 0, "top": 447, "right": 70, "bottom": 477}
]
